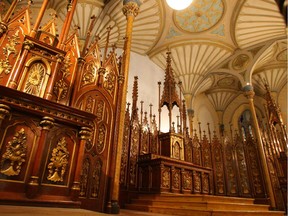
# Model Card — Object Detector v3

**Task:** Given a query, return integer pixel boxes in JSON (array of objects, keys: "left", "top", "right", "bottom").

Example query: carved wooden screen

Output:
[
  {"left": 223, "top": 136, "right": 238, "bottom": 196},
  {"left": 234, "top": 133, "right": 251, "bottom": 197},
  {"left": 192, "top": 133, "right": 201, "bottom": 165},
  {"left": 120, "top": 106, "right": 131, "bottom": 187},
  {"left": 211, "top": 133, "right": 226, "bottom": 195},
  {"left": 76, "top": 92, "right": 113, "bottom": 211},
  {"left": 244, "top": 135, "right": 266, "bottom": 198},
  {"left": 128, "top": 118, "right": 140, "bottom": 189}
]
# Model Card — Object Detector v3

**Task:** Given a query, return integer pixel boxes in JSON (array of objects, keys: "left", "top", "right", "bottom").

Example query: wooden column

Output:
[
  {"left": 0, "top": 104, "right": 10, "bottom": 127},
  {"left": 8, "top": 41, "right": 33, "bottom": 89},
  {"left": 29, "top": 0, "right": 49, "bottom": 38},
  {"left": 71, "top": 126, "right": 91, "bottom": 200},
  {"left": 26, "top": 116, "right": 54, "bottom": 198},
  {"left": 58, "top": 0, "right": 78, "bottom": 50},
  {"left": 44, "top": 54, "right": 64, "bottom": 100},
  {"left": 71, "top": 57, "right": 85, "bottom": 106},
  {"left": 243, "top": 85, "right": 276, "bottom": 208},
  {"left": 0, "top": 0, "right": 20, "bottom": 37},
  {"left": 108, "top": 0, "right": 141, "bottom": 213}
]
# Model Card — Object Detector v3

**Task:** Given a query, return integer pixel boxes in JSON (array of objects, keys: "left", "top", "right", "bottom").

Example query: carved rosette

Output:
[
  {"left": 47, "top": 137, "right": 69, "bottom": 182},
  {"left": 0, "top": 128, "right": 27, "bottom": 176}
]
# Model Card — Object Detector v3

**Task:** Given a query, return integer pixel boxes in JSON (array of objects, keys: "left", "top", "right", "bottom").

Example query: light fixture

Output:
[{"left": 166, "top": 0, "right": 193, "bottom": 10}]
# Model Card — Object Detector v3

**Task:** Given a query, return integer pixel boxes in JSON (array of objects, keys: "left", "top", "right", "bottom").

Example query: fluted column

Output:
[
  {"left": 26, "top": 116, "right": 54, "bottom": 198},
  {"left": 108, "top": 0, "right": 141, "bottom": 213},
  {"left": 71, "top": 126, "right": 91, "bottom": 200},
  {"left": 243, "top": 85, "right": 276, "bottom": 208},
  {"left": 0, "top": 104, "right": 10, "bottom": 127}
]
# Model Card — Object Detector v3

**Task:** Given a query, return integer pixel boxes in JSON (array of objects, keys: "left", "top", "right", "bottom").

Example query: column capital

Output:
[
  {"left": 187, "top": 109, "right": 194, "bottom": 118},
  {"left": 0, "top": 104, "right": 10, "bottom": 120},
  {"left": 122, "top": 0, "right": 142, "bottom": 17},
  {"left": 0, "top": 22, "right": 8, "bottom": 37},
  {"left": 23, "top": 40, "right": 34, "bottom": 50},
  {"left": 243, "top": 85, "right": 255, "bottom": 100},
  {"left": 40, "top": 116, "right": 55, "bottom": 130},
  {"left": 79, "top": 127, "right": 92, "bottom": 140}
]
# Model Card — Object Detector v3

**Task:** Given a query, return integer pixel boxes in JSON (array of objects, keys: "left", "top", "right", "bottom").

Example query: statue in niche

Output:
[
  {"left": 0, "top": 128, "right": 27, "bottom": 176},
  {"left": 47, "top": 137, "right": 69, "bottom": 182}
]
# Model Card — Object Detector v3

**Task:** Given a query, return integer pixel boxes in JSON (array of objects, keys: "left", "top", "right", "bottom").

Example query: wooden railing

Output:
[{"left": 138, "top": 154, "right": 213, "bottom": 195}]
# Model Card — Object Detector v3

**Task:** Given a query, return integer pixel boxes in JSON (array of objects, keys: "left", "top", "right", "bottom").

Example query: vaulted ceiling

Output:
[{"left": 13, "top": 0, "right": 287, "bottom": 111}]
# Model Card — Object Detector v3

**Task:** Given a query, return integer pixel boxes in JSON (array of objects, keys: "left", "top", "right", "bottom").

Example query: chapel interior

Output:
[{"left": 0, "top": 0, "right": 287, "bottom": 215}]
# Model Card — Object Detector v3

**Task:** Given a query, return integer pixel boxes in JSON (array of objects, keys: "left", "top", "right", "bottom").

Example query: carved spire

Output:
[
  {"left": 264, "top": 83, "right": 284, "bottom": 125},
  {"left": 159, "top": 51, "right": 181, "bottom": 132},
  {"left": 160, "top": 51, "right": 181, "bottom": 109},
  {"left": 131, "top": 76, "right": 139, "bottom": 120}
]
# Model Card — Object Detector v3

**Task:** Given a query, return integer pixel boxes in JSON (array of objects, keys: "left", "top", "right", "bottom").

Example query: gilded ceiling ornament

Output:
[
  {"left": 232, "top": 54, "right": 250, "bottom": 71},
  {"left": 175, "top": 0, "right": 224, "bottom": 33},
  {"left": 0, "top": 128, "right": 27, "bottom": 176},
  {"left": 276, "top": 49, "right": 287, "bottom": 61},
  {"left": 217, "top": 77, "right": 234, "bottom": 87},
  {"left": 47, "top": 137, "right": 70, "bottom": 182}
]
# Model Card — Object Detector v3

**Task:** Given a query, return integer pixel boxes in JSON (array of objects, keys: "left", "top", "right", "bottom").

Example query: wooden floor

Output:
[{"left": 0, "top": 205, "right": 173, "bottom": 216}]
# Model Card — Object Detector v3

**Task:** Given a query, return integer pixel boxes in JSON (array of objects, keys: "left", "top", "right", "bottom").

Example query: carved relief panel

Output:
[
  {"left": 0, "top": 10, "right": 31, "bottom": 85},
  {"left": 42, "top": 127, "right": 77, "bottom": 187},
  {"left": 0, "top": 114, "right": 40, "bottom": 183}
]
